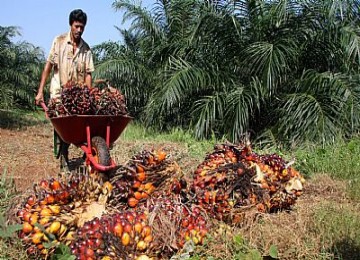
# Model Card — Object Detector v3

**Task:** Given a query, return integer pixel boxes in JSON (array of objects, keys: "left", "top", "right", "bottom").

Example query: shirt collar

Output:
[{"left": 66, "top": 31, "right": 84, "bottom": 49}]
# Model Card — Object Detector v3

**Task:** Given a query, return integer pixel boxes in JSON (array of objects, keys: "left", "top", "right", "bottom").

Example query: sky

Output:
[{"left": 0, "top": 0, "right": 155, "bottom": 56}]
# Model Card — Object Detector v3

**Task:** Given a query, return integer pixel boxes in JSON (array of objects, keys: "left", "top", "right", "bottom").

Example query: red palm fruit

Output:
[
  {"left": 181, "top": 219, "right": 189, "bottom": 228},
  {"left": 31, "top": 232, "right": 43, "bottom": 244},
  {"left": 39, "top": 217, "right": 50, "bottom": 226},
  {"left": 136, "top": 212, "right": 147, "bottom": 222},
  {"left": 146, "top": 155, "right": 154, "bottom": 165},
  {"left": 22, "top": 222, "right": 33, "bottom": 234},
  {"left": 128, "top": 197, "right": 139, "bottom": 208},
  {"left": 94, "top": 238, "right": 103, "bottom": 248},
  {"left": 40, "top": 207, "right": 52, "bottom": 217},
  {"left": 27, "top": 195, "right": 36, "bottom": 206},
  {"left": 134, "top": 191, "right": 143, "bottom": 200},
  {"left": 144, "top": 234, "right": 153, "bottom": 243},
  {"left": 156, "top": 150, "right": 167, "bottom": 161},
  {"left": 85, "top": 248, "right": 95, "bottom": 258},
  {"left": 134, "top": 222, "right": 143, "bottom": 234},
  {"left": 29, "top": 213, "right": 39, "bottom": 225},
  {"left": 132, "top": 180, "right": 141, "bottom": 189},
  {"left": 121, "top": 232, "right": 130, "bottom": 246},
  {"left": 39, "top": 180, "right": 49, "bottom": 189},
  {"left": 16, "top": 209, "right": 25, "bottom": 219},
  {"left": 45, "top": 194, "right": 55, "bottom": 204},
  {"left": 136, "top": 240, "right": 147, "bottom": 251},
  {"left": 124, "top": 223, "right": 132, "bottom": 233},
  {"left": 141, "top": 192, "right": 149, "bottom": 199},
  {"left": 113, "top": 222, "right": 123, "bottom": 237},
  {"left": 137, "top": 171, "right": 146, "bottom": 182},
  {"left": 23, "top": 211, "right": 31, "bottom": 222},
  {"left": 141, "top": 225, "right": 151, "bottom": 238},
  {"left": 50, "top": 180, "right": 61, "bottom": 190},
  {"left": 144, "top": 183, "right": 155, "bottom": 193},
  {"left": 126, "top": 212, "right": 135, "bottom": 223},
  {"left": 58, "top": 190, "right": 70, "bottom": 201},
  {"left": 136, "top": 165, "right": 145, "bottom": 173},
  {"left": 26, "top": 246, "right": 36, "bottom": 255}
]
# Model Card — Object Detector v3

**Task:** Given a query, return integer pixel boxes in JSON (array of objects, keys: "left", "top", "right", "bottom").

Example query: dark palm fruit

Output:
[{"left": 47, "top": 83, "right": 128, "bottom": 118}]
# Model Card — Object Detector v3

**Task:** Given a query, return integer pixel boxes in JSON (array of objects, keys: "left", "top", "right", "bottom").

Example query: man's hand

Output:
[{"left": 35, "top": 92, "right": 44, "bottom": 105}]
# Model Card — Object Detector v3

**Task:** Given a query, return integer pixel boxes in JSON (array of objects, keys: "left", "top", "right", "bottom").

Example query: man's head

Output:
[{"left": 69, "top": 9, "right": 87, "bottom": 42}]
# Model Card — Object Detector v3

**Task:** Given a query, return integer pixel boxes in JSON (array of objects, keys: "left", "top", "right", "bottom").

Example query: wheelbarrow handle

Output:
[
  {"left": 39, "top": 101, "right": 49, "bottom": 118},
  {"left": 40, "top": 101, "right": 48, "bottom": 111}
]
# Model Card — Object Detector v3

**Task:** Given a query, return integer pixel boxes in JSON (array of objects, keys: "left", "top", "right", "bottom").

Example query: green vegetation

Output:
[
  {"left": 0, "top": 109, "right": 47, "bottom": 129},
  {"left": 0, "top": 26, "right": 45, "bottom": 110},
  {"left": 312, "top": 203, "right": 360, "bottom": 259},
  {"left": 92, "top": 0, "right": 360, "bottom": 146},
  {"left": 0, "top": 170, "right": 28, "bottom": 260}
]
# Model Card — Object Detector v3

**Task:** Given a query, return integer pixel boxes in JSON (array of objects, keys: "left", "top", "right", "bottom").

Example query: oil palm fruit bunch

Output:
[
  {"left": 47, "top": 82, "right": 128, "bottom": 117},
  {"left": 70, "top": 211, "right": 153, "bottom": 260},
  {"left": 190, "top": 156, "right": 259, "bottom": 221},
  {"left": 108, "top": 149, "right": 180, "bottom": 209},
  {"left": 190, "top": 143, "right": 305, "bottom": 219},
  {"left": 136, "top": 190, "right": 210, "bottom": 258},
  {"left": 91, "top": 86, "right": 127, "bottom": 115},
  {"left": 47, "top": 98, "right": 67, "bottom": 117},
  {"left": 237, "top": 145, "right": 305, "bottom": 211},
  {"left": 15, "top": 168, "right": 114, "bottom": 257}
]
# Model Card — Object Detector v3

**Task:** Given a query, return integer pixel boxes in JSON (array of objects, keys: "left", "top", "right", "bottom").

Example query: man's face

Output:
[{"left": 71, "top": 21, "right": 85, "bottom": 41}]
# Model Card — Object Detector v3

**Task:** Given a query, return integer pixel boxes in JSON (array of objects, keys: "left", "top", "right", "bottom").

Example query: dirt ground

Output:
[
  {"left": 0, "top": 123, "right": 60, "bottom": 192},
  {"left": 0, "top": 120, "right": 193, "bottom": 192}
]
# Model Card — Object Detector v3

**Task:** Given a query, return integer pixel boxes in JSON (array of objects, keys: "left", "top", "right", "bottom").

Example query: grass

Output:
[
  {"left": 0, "top": 169, "right": 28, "bottom": 260},
  {"left": 0, "top": 109, "right": 47, "bottom": 130},
  {"left": 120, "top": 122, "right": 217, "bottom": 159},
  {"left": 312, "top": 203, "right": 360, "bottom": 259}
]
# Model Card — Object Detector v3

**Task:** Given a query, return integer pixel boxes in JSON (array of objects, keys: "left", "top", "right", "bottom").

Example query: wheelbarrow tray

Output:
[{"left": 50, "top": 114, "right": 132, "bottom": 145}]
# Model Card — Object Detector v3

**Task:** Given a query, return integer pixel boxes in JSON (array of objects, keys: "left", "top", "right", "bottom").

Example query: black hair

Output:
[{"left": 69, "top": 9, "right": 87, "bottom": 26}]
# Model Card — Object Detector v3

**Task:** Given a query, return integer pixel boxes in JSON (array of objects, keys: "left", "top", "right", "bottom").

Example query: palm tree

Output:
[
  {"left": 0, "top": 26, "right": 45, "bottom": 109},
  {"left": 94, "top": 0, "right": 360, "bottom": 146}
]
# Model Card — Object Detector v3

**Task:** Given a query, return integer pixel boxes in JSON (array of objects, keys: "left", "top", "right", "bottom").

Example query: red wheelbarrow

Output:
[{"left": 41, "top": 102, "right": 132, "bottom": 172}]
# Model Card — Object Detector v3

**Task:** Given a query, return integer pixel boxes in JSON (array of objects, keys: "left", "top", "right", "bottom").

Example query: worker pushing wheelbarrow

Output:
[{"left": 34, "top": 9, "right": 133, "bottom": 173}]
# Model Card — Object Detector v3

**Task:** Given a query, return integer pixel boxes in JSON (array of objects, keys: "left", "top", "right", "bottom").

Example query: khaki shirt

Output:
[{"left": 47, "top": 32, "right": 94, "bottom": 98}]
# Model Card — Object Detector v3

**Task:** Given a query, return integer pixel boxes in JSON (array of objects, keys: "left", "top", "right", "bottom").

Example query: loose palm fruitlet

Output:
[{"left": 47, "top": 82, "right": 128, "bottom": 118}]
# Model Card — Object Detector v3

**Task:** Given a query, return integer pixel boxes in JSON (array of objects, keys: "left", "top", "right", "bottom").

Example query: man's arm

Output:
[
  {"left": 35, "top": 61, "right": 53, "bottom": 105},
  {"left": 85, "top": 73, "right": 92, "bottom": 88}
]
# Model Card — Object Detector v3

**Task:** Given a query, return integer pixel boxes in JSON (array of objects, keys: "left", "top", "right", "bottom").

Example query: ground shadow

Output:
[
  {"left": 0, "top": 110, "right": 47, "bottom": 130},
  {"left": 330, "top": 239, "right": 360, "bottom": 260}
]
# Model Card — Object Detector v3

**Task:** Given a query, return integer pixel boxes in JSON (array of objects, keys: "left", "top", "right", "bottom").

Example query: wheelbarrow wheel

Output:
[{"left": 91, "top": 136, "right": 111, "bottom": 166}]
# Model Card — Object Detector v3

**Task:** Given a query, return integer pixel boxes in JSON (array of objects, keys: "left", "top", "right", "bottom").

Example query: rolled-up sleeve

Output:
[
  {"left": 86, "top": 50, "right": 94, "bottom": 73},
  {"left": 47, "top": 37, "right": 58, "bottom": 65}
]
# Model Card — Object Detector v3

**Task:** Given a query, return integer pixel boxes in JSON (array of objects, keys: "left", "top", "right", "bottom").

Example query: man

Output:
[{"left": 35, "top": 9, "right": 95, "bottom": 169}]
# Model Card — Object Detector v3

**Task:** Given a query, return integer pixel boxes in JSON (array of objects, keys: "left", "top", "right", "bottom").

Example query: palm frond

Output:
[
  {"left": 192, "top": 93, "right": 225, "bottom": 139},
  {"left": 157, "top": 56, "right": 211, "bottom": 111},
  {"left": 277, "top": 70, "right": 356, "bottom": 144},
  {"left": 112, "top": 0, "right": 164, "bottom": 41}
]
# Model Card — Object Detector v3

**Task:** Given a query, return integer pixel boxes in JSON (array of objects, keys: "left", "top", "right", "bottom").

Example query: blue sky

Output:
[{"left": 0, "top": 1, "right": 155, "bottom": 56}]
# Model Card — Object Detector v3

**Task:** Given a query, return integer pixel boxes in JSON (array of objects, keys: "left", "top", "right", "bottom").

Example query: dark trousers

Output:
[{"left": 54, "top": 130, "right": 70, "bottom": 164}]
